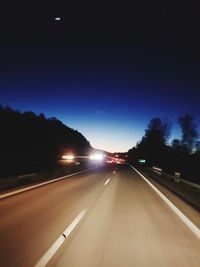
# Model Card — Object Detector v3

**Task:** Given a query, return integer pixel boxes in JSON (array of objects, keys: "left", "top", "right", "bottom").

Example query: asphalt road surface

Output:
[{"left": 0, "top": 164, "right": 199, "bottom": 267}]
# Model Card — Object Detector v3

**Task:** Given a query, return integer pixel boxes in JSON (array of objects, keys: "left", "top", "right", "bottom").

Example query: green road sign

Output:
[{"left": 139, "top": 159, "right": 146, "bottom": 164}]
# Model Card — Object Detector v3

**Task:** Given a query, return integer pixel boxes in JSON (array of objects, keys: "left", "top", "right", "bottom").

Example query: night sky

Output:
[{"left": 0, "top": 1, "right": 200, "bottom": 152}]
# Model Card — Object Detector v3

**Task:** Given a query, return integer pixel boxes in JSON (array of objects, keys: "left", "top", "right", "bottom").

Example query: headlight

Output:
[
  {"left": 89, "top": 153, "right": 104, "bottom": 161},
  {"left": 62, "top": 154, "right": 75, "bottom": 160}
]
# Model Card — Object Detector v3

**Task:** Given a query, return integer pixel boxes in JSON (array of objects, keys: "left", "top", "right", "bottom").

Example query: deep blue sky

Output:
[{"left": 0, "top": 1, "right": 200, "bottom": 152}]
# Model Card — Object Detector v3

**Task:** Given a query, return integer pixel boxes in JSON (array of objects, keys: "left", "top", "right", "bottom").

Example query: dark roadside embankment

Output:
[
  {"left": 0, "top": 158, "right": 96, "bottom": 194},
  {"left": 0, "top": 105, "right": 94, "bottom": 194},
  {"left": 135, "top": 164, "right": 200, "bottom": 211}
]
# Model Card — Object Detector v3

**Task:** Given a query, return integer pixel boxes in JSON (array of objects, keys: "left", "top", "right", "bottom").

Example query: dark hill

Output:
[{"left": 0, "top": 105, "right": 91, "bottom": 158}]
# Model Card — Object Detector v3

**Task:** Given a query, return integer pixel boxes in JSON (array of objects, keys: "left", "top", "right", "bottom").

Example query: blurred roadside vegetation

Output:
[
  {"left": 0, "top": 105, "right": 92, "bottom": 177},
  {"left": 128, "top": 114, "right": 200, "bottom": 184}
]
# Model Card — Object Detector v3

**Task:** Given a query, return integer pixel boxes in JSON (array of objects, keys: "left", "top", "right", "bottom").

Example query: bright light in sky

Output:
[{"left": 55, "top": 17, "right": 61, "bottom": 21}]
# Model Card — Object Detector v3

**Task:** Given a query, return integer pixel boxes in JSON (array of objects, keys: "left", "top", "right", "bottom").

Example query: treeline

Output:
[
  {"left": 0, "top": 105, "right": 91, "bottom": 158},
  {"left": 128, "top": 115, "right": 200, "bottom": 183}
]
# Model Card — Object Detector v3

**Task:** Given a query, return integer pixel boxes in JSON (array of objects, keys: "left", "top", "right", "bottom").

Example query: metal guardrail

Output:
[
  {"left": 168, "top": 173, "right": 200, "bottom": 189},
  {"left": 180, "top": 179, "right": 200, "bottom": 190},
  {"left": 152, "top": 166, "right": 162, "bottom": 175},
  {"left": 151, "top": 167, "right": 200, "bottom": 190},
  {"left": 0, "top": 163, "right": 89, "bottom": 193},
  {"left": 17, "top": 173, "right": 37, "bottom": 178}
]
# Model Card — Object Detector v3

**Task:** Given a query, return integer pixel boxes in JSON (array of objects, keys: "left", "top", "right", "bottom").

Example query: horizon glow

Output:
[
  {"left": 0, "top": 76, "right": 200, "bottom": 153},
  {"left": 0, "top": 93, "right": 194, "bottom": 153}
]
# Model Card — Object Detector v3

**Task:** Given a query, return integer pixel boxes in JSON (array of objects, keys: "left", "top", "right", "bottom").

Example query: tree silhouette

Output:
[
  {"left": 136, "top": 117, "right": 171, "bottom": 166},
  {"left": 195, "top": 141, "right": 200, "bottom": 154},
  {"left": 128, "top": 115, "right": 200, "bottom": 183},
  {"left": 171, "top": 139, "right": 181, "bottom": 151},
  {"left": 178, "top": 114, "right": 198, "bottom": 153}
]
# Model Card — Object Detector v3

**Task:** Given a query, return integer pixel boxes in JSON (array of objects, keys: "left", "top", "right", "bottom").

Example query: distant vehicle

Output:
[
  {"left": 61, "top": 154, "right": 80, "bottom": 165},
  {"left": 116, "top": 158, "right": 125, "bottom": 164},
  {"left": 106, "top": 156, "right": 125, "bottom": 165},
  {"left": 62, "top": 154, "right": 75, "bottom": 160}
]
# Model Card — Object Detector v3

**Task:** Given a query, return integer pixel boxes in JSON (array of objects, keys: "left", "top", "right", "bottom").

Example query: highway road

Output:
[{"left": 0, "top": 164, "right": 199, "bottom": 267}]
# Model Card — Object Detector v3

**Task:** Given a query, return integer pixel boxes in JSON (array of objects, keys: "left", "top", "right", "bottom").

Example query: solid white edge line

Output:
[
  {"left": 128, "top": 164, "right": 200, "bottom": 240},
  {"left": 0, "top": 168, "right": 95, "bottom": 200},
  {"left": 104, "top": 178, "right": 111, "bottom": 186},
  {"left": 34, "top": 209, "right": 87, "bottom": 267}
]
